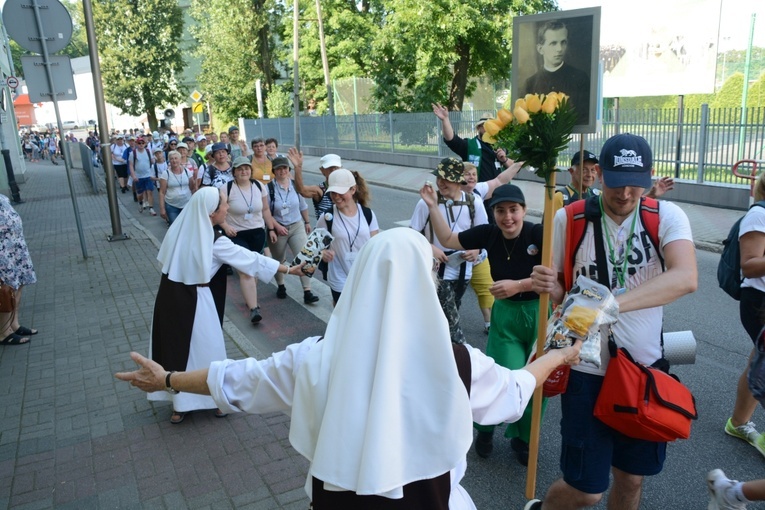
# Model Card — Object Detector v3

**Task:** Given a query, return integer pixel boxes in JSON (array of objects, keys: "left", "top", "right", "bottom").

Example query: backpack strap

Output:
[
  {"left": 563, "top": 198, "right": 589, "bottom": 291},
  {"left": 226, "top": 180, "right": 233, "bottom": 197},
  {"left": 638, "top": 197, "right": 663, "bottom": 270},
  {"left": 268, "top": 181, "right": 276, "bottom": 215},
  {"left": 360, "top": 204, "right": 373, "bottom": 226}
]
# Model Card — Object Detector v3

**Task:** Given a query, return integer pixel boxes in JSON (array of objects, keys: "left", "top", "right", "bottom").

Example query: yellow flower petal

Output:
[
  {"left": 515, "top": 98, "right": 527, "bottom": 111},
  {"left": 482, "top": 132, "right": 497, "bottom": 144},
  {"left": 525, "top": 94, "right": 542, "bottom": 113},
  {"left": 497, "top": 108, "right": 513, "bottom": 126},
  {"left": 513, "top": 105, "right": 530, "bottom": 124},
  {"left": 484, "top": 119, "right": 501, "bottom": 136},
  {"left": 541, "top": 94, "right": 558, "bottom": 114}
]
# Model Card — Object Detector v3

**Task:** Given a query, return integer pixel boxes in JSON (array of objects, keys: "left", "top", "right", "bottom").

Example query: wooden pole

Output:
[{"left": 525, "top": 171, "right": 558, "bottom": 499}]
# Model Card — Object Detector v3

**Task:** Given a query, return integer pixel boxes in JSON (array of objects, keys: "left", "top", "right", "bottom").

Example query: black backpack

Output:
[
  {"left": 718, "top": 201, "right": 765, "bottom": 300},
  {"left": 226, "top": 179, "right": 263, "bottom": 197},
  {"left": 317, "top": 204, "right": 374, "bottom": 280}
]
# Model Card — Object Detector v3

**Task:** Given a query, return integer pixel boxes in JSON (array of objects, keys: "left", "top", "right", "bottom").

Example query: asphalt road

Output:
[{"left": 118, "top": 175, "right": 765, "bottom": 509}]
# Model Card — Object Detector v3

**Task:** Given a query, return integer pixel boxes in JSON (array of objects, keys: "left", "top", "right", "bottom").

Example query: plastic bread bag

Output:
[
  {"left": 544, "top": 275, "right": 619, "bottom": 367},
  {"left": 291, "top": 227, "right": 334, "bottom": 277}
]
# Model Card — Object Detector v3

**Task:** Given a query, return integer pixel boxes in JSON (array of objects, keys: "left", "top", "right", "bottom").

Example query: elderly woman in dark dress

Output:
[{"left": 0, "top": 194, "right": 38, "bottom": 345}]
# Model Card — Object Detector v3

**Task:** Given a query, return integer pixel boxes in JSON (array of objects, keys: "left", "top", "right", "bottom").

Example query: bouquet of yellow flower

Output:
[{"left": 480, "top": 92, "right": 578, "bottom": 182}]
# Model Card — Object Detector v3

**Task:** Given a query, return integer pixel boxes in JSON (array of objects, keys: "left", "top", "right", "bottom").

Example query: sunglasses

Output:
[{"left": 136, "top": 141, "right": 145, "bottom": 145}]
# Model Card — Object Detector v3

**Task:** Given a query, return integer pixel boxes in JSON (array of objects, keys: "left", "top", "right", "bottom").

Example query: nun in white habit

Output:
[
  {"left": 119, "top": 227, "right": 581, "bottom": 507},
  {"left": 148, "top": 186, "right": 303, "bottom": 423}
]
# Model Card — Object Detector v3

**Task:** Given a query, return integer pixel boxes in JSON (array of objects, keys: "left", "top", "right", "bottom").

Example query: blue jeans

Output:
[{"left": 165, "top": 203, "right": 182, "bottom": 225}]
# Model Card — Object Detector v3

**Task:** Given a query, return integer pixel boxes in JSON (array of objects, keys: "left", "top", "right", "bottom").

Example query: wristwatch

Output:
[{"left": 165, "top": 371, "right": 180, "bottom": 394}]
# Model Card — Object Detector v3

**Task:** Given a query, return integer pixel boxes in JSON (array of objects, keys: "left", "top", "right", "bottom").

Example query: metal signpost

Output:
[{"left": 3, "top": 0, "right": 88, "bottom": 258}]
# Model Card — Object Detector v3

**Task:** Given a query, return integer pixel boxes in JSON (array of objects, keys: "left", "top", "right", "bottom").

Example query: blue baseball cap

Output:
[{"left": 599, "top": 133, "right": 652, "bottom": 188}]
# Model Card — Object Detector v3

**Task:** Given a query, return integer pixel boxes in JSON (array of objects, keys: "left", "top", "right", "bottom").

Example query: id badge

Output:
[
  {"left": 613, "top": 287, "right": 627, "bottom": 296},
  {"left": 346, "top": 251, "right": 357, "bottom": 265},
  {"left": 244, "top": 213, "right": 253, "bottom": 220},
  {"left": 282, "top": 206, "right": 290, "bottom": 215},
  {"left": 262, "top": 175, "right": 270, "bottom": 181}
]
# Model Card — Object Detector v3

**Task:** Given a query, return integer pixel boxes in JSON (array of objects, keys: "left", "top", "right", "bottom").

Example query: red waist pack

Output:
[{"left": 594, "top": 339, "right": 698, "bottom": 442}]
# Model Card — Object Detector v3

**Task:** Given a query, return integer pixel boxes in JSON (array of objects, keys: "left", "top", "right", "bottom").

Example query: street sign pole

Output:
[
  {"left": 30, "top": 0, "right": 88, "bottom": 258},
  {"left": 82, "top": 0, "right": 127, "bottom": 241}
]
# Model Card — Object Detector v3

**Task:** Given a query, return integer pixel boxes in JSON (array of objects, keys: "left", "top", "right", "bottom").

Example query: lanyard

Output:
[
  {"left": 237, "top": 181, "right": 254, "bottom": 213},
  {"left": 599, "top": 196, "right": 638, "bottom": 289},
  {"left": 275, "top": 181, "right": 291, "bottom": 208},
  {"left": 337, "top": 205, "right": 361, "bottom": 251}
]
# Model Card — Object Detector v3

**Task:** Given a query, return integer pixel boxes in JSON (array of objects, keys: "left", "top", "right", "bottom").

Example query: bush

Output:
[{"left": 266, "top": 86, "right": 293, "bottom": 118}]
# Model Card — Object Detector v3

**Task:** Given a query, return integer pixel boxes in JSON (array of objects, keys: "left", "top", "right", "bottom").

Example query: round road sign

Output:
[
  {"left": 2, "top": 0, "right": 73, "bottom": 55},
  {"left": 6, "top": 76, "right": 19, "bottom": 89}
]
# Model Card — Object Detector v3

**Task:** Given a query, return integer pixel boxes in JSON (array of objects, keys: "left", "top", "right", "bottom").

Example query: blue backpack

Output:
[{"left": 717, "top": 201, "right": 765, "bottom": 300}]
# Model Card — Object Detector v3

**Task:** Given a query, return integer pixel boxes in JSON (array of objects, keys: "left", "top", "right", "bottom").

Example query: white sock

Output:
[
  {"left": 730, "top": 481, "right": 750, "bottom": 503},
  {"left": 484, "top": 321, "right": 491, "bottom": 329}
]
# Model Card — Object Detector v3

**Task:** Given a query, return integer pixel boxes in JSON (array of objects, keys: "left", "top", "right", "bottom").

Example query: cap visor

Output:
[
  {"left": 601, "top": 170, "right": 652, "bottom": 189},
  {"left": 326, "top": 185, "right": 351, "bottom": 195}
]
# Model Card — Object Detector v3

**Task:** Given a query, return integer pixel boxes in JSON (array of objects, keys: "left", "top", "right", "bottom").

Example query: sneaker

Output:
[
  {"left": 149, "top": 207, "right": 157, "bottom": 216},
  {"left": 474, "top": 431, "right": 494, "bottom": 458},
  {"left": 138, "top": 202, "right": 144, "bottom": 213},
  {"left": 250, "top": 307, "right": 262, "bottom": 323},
  {"left": 524, "top": 500, "right": 543, "bottom": 510},
  {"left": 724, "top": 418, "right": 765, "bottom": 457},
  {"left": 707, "top": 469, "right": 747, "bottom": 509},
  {"left": 121, "top": 186, "right": 126, "bottom": 193},
  {"left": 511, "top": 437, "right": 530, "bottom": 467},
  {"left": 276, "top": 285, "right": 287, "bottom": 299},
  {"left": 304, "top": 290, "right": 319, "bottom": 304}
]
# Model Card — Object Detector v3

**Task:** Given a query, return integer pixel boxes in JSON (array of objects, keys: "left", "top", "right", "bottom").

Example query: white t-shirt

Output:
[
  {"left": 160, "top": 167, "right": 193, "bottom": 208},
  {"left": 111, "top": 143, "right": 126, "bottom": 164},
  {"left": 740, "top": 206, "right": 765, "bottom": 293},
  {"left": 552, "top": 200, "right": 693, "bottom": 375},
  {"left": 226, "top": 181, "right": 267, "bottom": 231},
  {"left": 131, "top": 149, "right": 153, "bottom": 179},
  {"left": 316, "top": 204, "right": 379, "bottom": 293},
  {"left": 409, "top": 192, "right": 489, "bottom": 280}
]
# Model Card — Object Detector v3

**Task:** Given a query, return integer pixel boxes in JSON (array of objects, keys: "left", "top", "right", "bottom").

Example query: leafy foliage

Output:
[
  {"left": 713, "top": 72, "right": 744, "bottom": 109},
  {"left": 370, "top": 0, "right": 556, "bottom": 113},
  {"left": 189, "top": 0, "right": 284, "bottom": 125},
  {"left": 93, "top": 0, "right": 187, "bottom": 130},
  {"left": 265, "top": 84, "right": 293, "bottom": 118}
]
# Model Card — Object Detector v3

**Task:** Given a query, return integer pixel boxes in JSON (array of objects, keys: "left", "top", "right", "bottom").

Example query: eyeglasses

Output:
[{"left": 136, "top": 141, "right": 145, "bottom": 145}]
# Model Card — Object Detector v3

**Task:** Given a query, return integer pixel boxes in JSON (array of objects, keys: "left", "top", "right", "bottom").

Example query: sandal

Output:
[
  {"left": 15, "top": 326, "right": 38, "bottom": 336},
  {"left": 170, "top": 411, "right": 186, "bottom": 424},
  {"left": 0, "top": 333, "right": 30, "bottom": 345}
]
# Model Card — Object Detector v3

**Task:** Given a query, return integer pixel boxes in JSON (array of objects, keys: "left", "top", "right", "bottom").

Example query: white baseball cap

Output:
[
  {"left": 320, "top": 153, "right": 342, "bottom": 169},
  {"left": 326, "top": 168, "right": 356, "bottom": 194}
]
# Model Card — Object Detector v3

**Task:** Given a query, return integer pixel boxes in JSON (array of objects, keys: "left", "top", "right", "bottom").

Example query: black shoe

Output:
[
  {"left": 475, "top": 431, "right": 494, "bottom": 458},
  {"left": 121, "top": 186, "right": 127, "bottom": 193},
  {"left": 523, "top": 500, "right": 543, "bottom": 510},
  {"left": 276, "top": 285, "right": 287, "bottom": 299},
  {"left": 250, "top": 307, "right": 262, "bottom": 323},
  {"left": 303, "top": 290, "right": 319, "bottom": 304},
  {"left": 511, "top": 437, "right": 530, "bottom": 466}
]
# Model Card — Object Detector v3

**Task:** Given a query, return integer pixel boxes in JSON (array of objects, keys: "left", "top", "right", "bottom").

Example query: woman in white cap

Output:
[
  {"left": 315, "top": 168, "right": 378, "bottom": 305},
  {"left": 116, "top": 228, "right": 582, "bottom": 508},
  {"left": 158, "top": 150, "right": 196, "bottom": 225},
  {"left": 144, "top": 187, "right": 303, "bottom": 424},
  {"left": 420, "top": 183, "right": 546, "bottom": 467}
]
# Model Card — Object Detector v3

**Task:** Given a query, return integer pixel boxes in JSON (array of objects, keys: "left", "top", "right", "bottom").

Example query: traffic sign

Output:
[
  {"left": 6, "top": 76, "right": 19, "bottom": 89},
  {"left": 2, "top": 0, "right": 73, "bottom": 55},
  {"left": 190, "top": 90, "right": 203, "bottom": 102},
  {"left": 192, "top": 102, "right": 204, "bottom": 113}
]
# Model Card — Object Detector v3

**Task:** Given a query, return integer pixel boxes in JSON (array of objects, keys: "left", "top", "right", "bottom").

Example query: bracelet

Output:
[
  {"left": 268, "top": 228, "right": 275, "bottom": 232},
  {"left": 304, "top": 221, "right": 310, "bottom": 225},
  {"left": 165, "top": 371, "right": 179, "bottom": 394}
]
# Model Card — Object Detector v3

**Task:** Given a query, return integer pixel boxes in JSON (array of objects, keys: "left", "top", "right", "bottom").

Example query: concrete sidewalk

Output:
[
  {"left": 299, "top": 154, "right": 741, "bottom": 253},
  {"left": 1, "top": 161, "right": 310, "bottom": 509}
]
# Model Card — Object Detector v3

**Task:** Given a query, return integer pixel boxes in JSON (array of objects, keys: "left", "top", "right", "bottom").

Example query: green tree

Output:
[
  {"left": 370, "top": 0, "right": 556, "bottom": 113},
  {"left": 190, "top": 0, "right": 285, "bottom": 125},
  {"left": 747, "top": 72, "right": 765, "bottom": 108},
  {"left": 265, "top": 84, "right": 293, "bottom": 118},
  {"left": 93, "top": 0, "right": 187, "bottom": 130},
  {"left": 713, "top": 72, "right": 744, "bottom": 109},
  {"left": 10, "top": 0, "right": 88, "bottom": 79},
  {"left": 285, "top": 0, "right": 381, "bottom": 114}
]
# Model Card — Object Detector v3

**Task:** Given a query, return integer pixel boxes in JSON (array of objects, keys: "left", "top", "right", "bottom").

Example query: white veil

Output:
[{"left": 289, "top": 228, "right": 473, "bottom": 497}]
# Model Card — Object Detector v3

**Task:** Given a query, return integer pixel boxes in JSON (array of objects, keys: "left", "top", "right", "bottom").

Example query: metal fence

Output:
[{"left": 242, "top": 105, "right": 765, "bottom": 186}]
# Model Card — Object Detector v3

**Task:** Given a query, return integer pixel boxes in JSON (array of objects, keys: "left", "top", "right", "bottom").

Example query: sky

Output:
[{"left": 556, "top": 0, "right": 764, "bottom": 51}]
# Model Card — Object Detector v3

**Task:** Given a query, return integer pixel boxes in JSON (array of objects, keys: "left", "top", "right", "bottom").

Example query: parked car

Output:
[{"left": 61, "top": 120, "right": 78, "bottom": 130}]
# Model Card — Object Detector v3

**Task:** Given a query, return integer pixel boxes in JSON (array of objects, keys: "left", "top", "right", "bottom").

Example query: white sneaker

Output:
[
  {"left": 138, "top": 201, "right": 144, "bottom": 213},
  {"left": 149, "top": 207, "right": 157, "bottom": 216},
  {"left": 707, "top": 469, "right": 747, "bottom": 510}
]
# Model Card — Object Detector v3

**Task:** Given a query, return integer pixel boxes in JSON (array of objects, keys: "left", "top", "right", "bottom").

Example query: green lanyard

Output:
[{"left": 599, "top": 196, "right": 638, "bottom": 289}]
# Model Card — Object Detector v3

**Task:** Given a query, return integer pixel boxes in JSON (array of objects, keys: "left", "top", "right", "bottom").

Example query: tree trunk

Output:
[
  {"left": 147, "top": 109, "right": 158, "bottom": 131},
  {"left": 449, "top": 41, "right": 471, "bottom": 111},
  {"left": 259, "top": 26, "right": 273, "bottom": 90}
]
